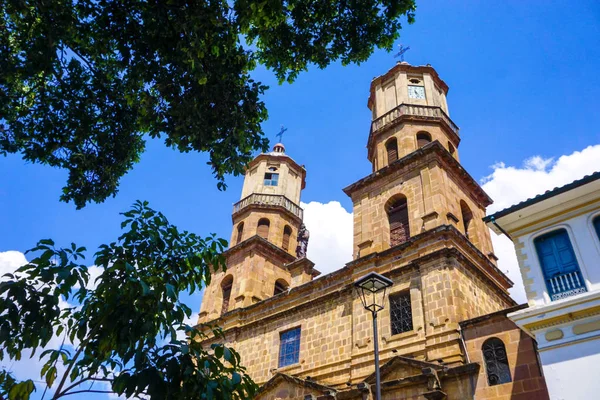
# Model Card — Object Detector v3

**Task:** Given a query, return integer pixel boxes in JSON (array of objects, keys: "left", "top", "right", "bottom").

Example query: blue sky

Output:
[{"left": 1, "top": 0, "right": 600, "bottom": 398}]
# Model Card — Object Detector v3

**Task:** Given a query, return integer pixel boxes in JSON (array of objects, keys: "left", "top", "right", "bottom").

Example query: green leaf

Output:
[
  {"left": 214, "top": 345, "right": 224, "bottom": 359},
  {"left": 165, "top": 283, "right": 177, "bottom": 300},
  {"left": 232, "top": 372, "right": 241, "bottom": 386},
  {"left": 45, "top": 366, "right": 57, "bottom": 387},
  {"left": 140, "top": 280, "right": 150, "bottom": 295}
]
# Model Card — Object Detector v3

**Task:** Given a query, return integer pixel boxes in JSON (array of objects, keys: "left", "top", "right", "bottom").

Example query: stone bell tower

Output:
[
  {"left": 343, "top": 61, "right": 514, "bottom": 364},
  {"left": 346, "top": 61, "right": 496, "bottom": 261},
  {"left": 198, "top": 143, "right": 319, "bottom": 323}
]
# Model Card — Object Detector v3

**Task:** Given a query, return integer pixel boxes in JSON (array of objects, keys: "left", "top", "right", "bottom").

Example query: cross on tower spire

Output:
[
  {"left": 276, "top": 125, "right": 288, "bottom": 143},
  {"left": 394, "top": 44, "right": 411, "bottom": 62}
]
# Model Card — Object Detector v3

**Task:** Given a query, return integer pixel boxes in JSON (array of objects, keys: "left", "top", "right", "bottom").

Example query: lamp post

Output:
[{"left": 354, "top": 272, "right": 394, "bottom": 400}]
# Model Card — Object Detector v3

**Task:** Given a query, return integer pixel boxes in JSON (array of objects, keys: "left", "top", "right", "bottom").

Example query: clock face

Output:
[{"left": 408, "top": 85, "right": 425, "bottom": 100}]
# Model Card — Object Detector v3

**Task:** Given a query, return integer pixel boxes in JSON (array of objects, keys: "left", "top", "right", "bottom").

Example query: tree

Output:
[
  {"left": 0, "top": 201, "right": 257, "bottom": 399},
  {"left": 0, "top": 0, "right": 416, "bottom": 209}
]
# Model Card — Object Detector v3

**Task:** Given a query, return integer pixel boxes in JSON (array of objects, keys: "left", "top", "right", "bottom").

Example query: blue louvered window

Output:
[
  {"left": 534, "top": 229, "right": 586, "bottom": 301},
  {"left": 278, "top": 327, "right": 301, "bottom": 368},
  {"left": 594, "top": 216, "right": 600, "bottom": 240}
]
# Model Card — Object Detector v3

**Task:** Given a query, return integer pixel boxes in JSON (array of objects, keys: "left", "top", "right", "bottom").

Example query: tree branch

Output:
[
  {"left": 58, "top": 377, "right": 113, "bottom": 397},
  {"left": 57, "top": 389, "right": 113, "bottom": 397},
  {"left": 53, "top": 314, "right": 108, "bottom": 398}
]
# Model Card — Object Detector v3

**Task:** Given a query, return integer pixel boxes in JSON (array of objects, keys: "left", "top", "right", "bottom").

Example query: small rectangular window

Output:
[
  {"left": 264, "top": 173, "right": 279, "bottom": 186},
  {"left": 390, "top": 292, "right": 413, "bottom": 335},
  {"left": 278, "top": 327, "right": 301, "bottom": 367}
]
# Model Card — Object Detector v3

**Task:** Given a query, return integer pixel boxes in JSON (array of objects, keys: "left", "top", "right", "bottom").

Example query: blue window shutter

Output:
[
  {"left": 535, "top": 229, "right": 585, "bottom": 299},
  {"left": 535, "top": 237, "right": 561, "bottom": 277}
]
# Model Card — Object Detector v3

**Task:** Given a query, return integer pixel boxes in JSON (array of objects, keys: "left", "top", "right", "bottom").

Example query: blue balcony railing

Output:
[{"left": 548, "top": 271, "right": 587, "bottom": 301}]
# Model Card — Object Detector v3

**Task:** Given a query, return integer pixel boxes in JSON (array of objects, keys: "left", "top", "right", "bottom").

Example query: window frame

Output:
[
  {"left": 387, "top": 196, "right": 410, "bottom": 247},
  {"left": 482, "top": 337, "right": 512, "bottom": 386},
  {"left": 274, "top": 279, "right": 289, "bottom": 296},
  {"left": 264, "top": 172, "right": 279, "bottom": 186},
  {"left": 235, "top": 222, "right": 244, "bottom": 245},
  {"left": 416, "top": 131, "right": 432, "bottom": 148},
  {"left": 389, "top": 291, "right": 414, "bottom": 336},
  {"left": 282, "top": 225, "right": 292, "bottom": 251},
  {"left": 593, "top": 214, "right": 600, "bottom": 241},
  {"left": 221, "top": 275, "right": 234, "bottom": 315},
  {"left": 257, "top": 218, "right": 270, "bottom": 240},
  {"left": 278, "top": 327, "right": 301, "bottom": 368},
  {"left": 385, "top": 137, "right": 398, "bottom": 165},
  {"left": 532, "top": 227, "right": 587, "bottom": 302}
]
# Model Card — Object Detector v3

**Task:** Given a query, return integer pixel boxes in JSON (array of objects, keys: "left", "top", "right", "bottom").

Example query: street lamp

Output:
[{"left": 354, "top": 272, "right": 393, "bottom": 400}]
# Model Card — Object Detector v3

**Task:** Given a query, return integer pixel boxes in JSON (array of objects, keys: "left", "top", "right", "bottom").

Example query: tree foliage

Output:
[
  {"left": 0, "top": 201, "right": 257, "bottom": 399},
  {"left": 0, "top": 0, "right": 416, "bottom": 208}
]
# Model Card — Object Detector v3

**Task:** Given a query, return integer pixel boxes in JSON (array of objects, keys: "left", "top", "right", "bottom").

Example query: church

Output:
[{"left": 196, "top": 61, "right": 550, "bottom": 400}]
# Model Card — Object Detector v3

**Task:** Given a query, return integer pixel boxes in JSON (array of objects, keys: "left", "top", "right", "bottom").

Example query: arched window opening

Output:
[
  {"left": 482, "top": 338, "right": 512, "bottom": 386},
  {"left": 386, "top": 138, "right": 398, "bottom": 164},
  {"left": 221, "top": 275, "right": 233, "bottom": 315},
  {"left": 282, "top": 225, "right": 292, "bottom": 251},
  {"left": 235, "top": 222, "right": 244, "bottom": 245},
  {"left": 274, "top": 279, "right": 289, "bottom": 296},
  {"left": 535, "top": 229, "right": 586, "bottom": 301},
  {"left": 387, "top": 197, "right": 410, "bottom": 247},
  {"left": 460, "top": 201, "right": 473, "bottom": 240},
  {"left": 257, "top": 218, "right": 270, "bottom": 240},
  {"left": 448, "top": 142, "right": 456, "bottom": 157},
  {"left": 593, "top": 215, "right": 600, "bottom": 240},
  {"left": 416, "top": 132, "right": 432, "bottom": 148}
]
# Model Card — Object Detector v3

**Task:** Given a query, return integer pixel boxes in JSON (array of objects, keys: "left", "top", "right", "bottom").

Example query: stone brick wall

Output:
[
  {"left": 349, "top": 147, "right": 495, "bottom": 262},
  {"left": 231, "top": 208, "right": 300, "bottom": 257},
  {"left": 372, "top": 122, "right": 458, "bottom": 170},
  {"left": 461, "top": 309, "right": 550, "bottom": 400},
  {"left": 198, "top": 230, "right": 514, "bottom": 390},
  {"left": 198, "top": 238, "right": 296, "bottom": 322}
]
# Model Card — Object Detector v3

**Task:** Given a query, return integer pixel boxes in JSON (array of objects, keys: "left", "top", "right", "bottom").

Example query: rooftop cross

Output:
[
  {"left": 276, "top": 125, "right": 288, "bottom": 143},
  {"left": 394, "top": 44, "right": 410, "bottom": 62}
]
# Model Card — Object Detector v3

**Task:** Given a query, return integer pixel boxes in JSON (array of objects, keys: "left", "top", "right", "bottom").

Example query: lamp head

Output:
[{"left": 354, "top": 272, "right": 393, "bottom": 313}]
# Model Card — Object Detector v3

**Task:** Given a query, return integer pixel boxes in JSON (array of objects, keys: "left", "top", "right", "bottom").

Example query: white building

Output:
[{"left": 484, "top": 171, "right": 600, "bottom": 400}]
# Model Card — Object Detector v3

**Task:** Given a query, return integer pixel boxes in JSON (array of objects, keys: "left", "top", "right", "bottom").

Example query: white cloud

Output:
[
  {"left": 483, "top": 144, "right": 600, "bottom": 303},
  {"left": 73, "top": 265, "right": 105, "bottom": 291},
  {"left": 482, "top": 144, "right": 600, "bottom": 215},
  {"left": 301, "top": 201, "right": 353, "bottom": 276},
  {"left": 0, "top": 250, "right": 28, "bottom": 278}
]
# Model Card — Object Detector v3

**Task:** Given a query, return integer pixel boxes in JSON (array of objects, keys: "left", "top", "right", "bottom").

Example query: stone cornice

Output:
[
  {"left": 231, "top": 198, "right": 303, "bottom": 225},
  {"left": 343, "top": 141, "right": 493, "bottom": 208},
  {"left": 509, "top": 290, "right": 600, "bottom": 332},
  {"left": 459, "top": 304, "right": 528, "bottom": 328},
  {"left": 198, "top": 226, "right": 515, "bottom": 335},
  {"left": 347, "top": 225, "right": 513, "bottom": 291},
  {"left": 286, "top": 256, "right": 321, "bottom": 278},
  {"left": 224, "top": 235, "right": 296, "bottom": 265}
]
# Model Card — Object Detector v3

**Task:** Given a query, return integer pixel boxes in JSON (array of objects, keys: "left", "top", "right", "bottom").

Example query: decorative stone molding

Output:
[
  {"left": 573, "top": 320, "right": 600, "bottom": 336},
  {"left": 544, "top": 329, "right": 564, "bottom": 341},
  {"left": 355, "top": 337, "right": 372, "bottom": 349}
]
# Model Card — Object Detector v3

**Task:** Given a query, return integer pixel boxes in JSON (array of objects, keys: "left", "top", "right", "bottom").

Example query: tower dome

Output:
[{"left": 273, "top": 143, "right": 285, "bottom": 154}]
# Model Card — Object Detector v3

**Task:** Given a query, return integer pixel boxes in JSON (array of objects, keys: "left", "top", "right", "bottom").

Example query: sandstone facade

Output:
[{"left": 196, "top": 62, "right": 549, "bottom": 400}]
